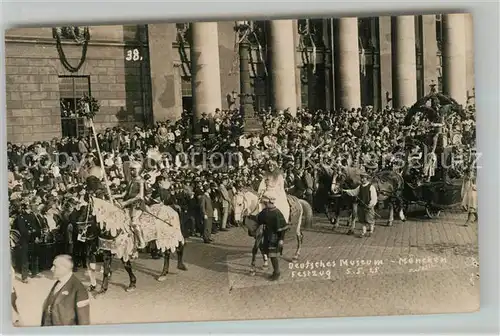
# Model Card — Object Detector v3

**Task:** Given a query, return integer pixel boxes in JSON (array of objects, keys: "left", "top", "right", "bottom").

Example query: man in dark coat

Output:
[
  {"left": 176, "top": 187, "right": 198, "bottom": 238},
  {"left": 41, "top": 255, "right": 90, "bottom": 326},
  {"left": 199, "top": 112, "right": 211, "bottom": 142},
  {"left": 199, "top": 184, "right": 214, "bottom": 243},
  {"left": 13, "top": 197, "right": 43, "bottom": 283},
  {"left": 256, "top": 193, "right": 289, "bottom": 281}
]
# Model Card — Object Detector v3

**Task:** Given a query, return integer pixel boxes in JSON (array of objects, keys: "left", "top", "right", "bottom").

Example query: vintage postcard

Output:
[{"left": 6, "top": 13, "right": 479, "bottom": 327}]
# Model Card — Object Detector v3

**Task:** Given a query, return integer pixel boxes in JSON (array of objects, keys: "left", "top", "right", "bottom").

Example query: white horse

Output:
[
  {"left": 74, "top": 196, "right": 187, "bottom": 294},
  {"left": 233, "top": 189, "right": 313, "bottom": 275}
]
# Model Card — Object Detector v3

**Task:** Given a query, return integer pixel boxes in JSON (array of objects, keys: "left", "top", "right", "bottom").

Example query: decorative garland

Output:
[
  {"left": 53, "top": 26, "right": 91, "bottom": 73},
  {"left": 78, "top": 95, "right": 100, "bottom": 120}
]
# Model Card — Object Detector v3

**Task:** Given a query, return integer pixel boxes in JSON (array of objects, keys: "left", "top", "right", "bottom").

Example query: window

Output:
[
  {"left": 358, "top": 18, "right": 374, "bottom": 50},
  {"left": 358, "top": 18, "right": 376, "bottom": 107},
  {"left": 300, "top": 66, "right": 309, "bottom": 109},
  {"left": 251, "top": 76, "right": 267, "bottom": 111},
  {"left": 59, "top": 76, "right": 90, "bottom": 138},
  {"left": 435, "top": 14, "right": 443, "bottom": 53},
  {"left": 297, "top": 19, "right": 325, "bottom": 48},
  {"left": 415, "top": 16, "right": 425, "bottom": 98},
  {"left": 176, "top": 23, "right": 191, "bottom": 45},
  {"left": 437, "top": 51, "right": 443, "bottom": 93},
  {"left": 181, "top": 76, "right": 192, "bottom": 97},
  {"left": 181, "top": 76, "right": 192, "bottom": 113},
  {"left": 249, "top": 21, "right": 267, "bottom": 47}
]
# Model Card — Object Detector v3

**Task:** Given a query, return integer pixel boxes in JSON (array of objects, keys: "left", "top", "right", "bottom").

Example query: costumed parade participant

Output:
[
  {"left": 462, "top": 168, "right": 478, "bottom": 226},
  {"left": 114, "top": 161, "right": 147, "bottom": 249},
  {"left": 256, "top": 193, "right": 288, "bottom": 281},
  {"left": 257, "top": 160, "right": 290, "bottom": 222},
  {"left": 342, "top": 171, "right": 378, "bottom": 238}
]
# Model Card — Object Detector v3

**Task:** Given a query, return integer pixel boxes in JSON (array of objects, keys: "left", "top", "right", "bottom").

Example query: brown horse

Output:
[
  {"left": 327, "top": 166, "right": 407, "bottom": 227},
  {"left": 315, "top": 165, "right": 358, "bottom": 227}
]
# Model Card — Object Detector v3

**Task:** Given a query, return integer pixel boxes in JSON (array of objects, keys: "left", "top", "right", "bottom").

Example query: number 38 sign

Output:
[{"left": 125, "top": 49, "right": 143, "bottom": 62}]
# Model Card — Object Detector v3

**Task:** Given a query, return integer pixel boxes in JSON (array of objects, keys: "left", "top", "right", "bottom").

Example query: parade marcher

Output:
[
  {"left": 257, "top": 193, "right": 288, "bottom": 281},
  {"left": 115, "top": 161, "right": 147, "bottom": 249},
  {"left": 462, "top": 168, "right": 478, "bottom": 226},
  {"left": 342, "top": 171, "right": 378, "bottom": 237},
  {"left": 41, "top": 255, "right": 90, "bottom": 326}
]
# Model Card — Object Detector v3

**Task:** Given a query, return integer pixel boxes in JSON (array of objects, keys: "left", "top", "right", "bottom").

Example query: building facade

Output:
[{"left": 4, "top": 14, "right": 474, "bottom": 144}]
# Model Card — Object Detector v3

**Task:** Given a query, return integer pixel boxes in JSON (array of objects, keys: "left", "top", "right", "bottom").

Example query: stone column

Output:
[
  {"left": 464, "top": 13, "right": 475, "bottom": 99},
  {"left": 268, "top": 20, "right": 298, "bottom": 115},
  {"left": 148, "top": 24, "right": 181, "bottom": 121},
  {"left": 190, "top": 22, "right": 222, "bottom": 121},
  {"left": 442, "top": 14, "right": 467, "bottom": 105},
  {"left": 335, "top": 17, "right": 361, "bottom": 109},
  {"left": 392, "top": 16, "right": 417, "bottom": 108}
]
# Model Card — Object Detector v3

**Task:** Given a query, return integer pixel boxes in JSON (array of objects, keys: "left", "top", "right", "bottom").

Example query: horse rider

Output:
[
  {"left": 257, "top": 160, "right": 290, "bottom": 222},
  {"left": 342, "top": 171, "right": 378, "bottom": 238},
  {"left": 114, "top": 161, "right": 147, "bottom": 249},
  {"left": 257, "top": 192, "right": 289, "bottom": 281}
]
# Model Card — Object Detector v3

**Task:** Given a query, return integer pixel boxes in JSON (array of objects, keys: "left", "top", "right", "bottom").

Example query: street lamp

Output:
[{"left": 234, "top": 21, "right": 262, "bottom": 135}]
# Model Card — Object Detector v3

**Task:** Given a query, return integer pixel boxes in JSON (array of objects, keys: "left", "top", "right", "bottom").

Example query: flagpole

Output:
[{"left": 85, "top": 102, "right": 113, "bottom": 202}]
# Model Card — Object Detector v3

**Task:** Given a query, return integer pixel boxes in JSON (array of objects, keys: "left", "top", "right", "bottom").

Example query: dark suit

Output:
[
  {"left": 199, "top": 193, "right": 213, "bottom": 241},
  {"left": 13, "top": 212, "right": 42, "bottom": 280},
  {"left": 41, "top": 274, "right": 90, "bottom": 326},
  {"left": 177, "top": 193, "right": 198, "bottom": 237}
]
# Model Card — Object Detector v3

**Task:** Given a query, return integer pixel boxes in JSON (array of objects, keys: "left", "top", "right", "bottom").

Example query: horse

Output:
[
  {"left": 314, "top": 165, "right": 358, "bottom": 227},
  {"left": 71, "top": 194, "right": 187, "bottom": 295},
  {"left": 232, "top": 189, "right": 313, "bottom": 275},
  {"left": 330, "top": 168, "right": 407, "bottom": 227}
]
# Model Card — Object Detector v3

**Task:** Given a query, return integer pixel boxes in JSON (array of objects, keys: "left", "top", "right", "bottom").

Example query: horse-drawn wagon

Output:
[
  {"left": 401, "top": 91, "right": 470, "bottom": 218},
  {"left": 402, "top": 178, "right": 463, "bottom": 218}
]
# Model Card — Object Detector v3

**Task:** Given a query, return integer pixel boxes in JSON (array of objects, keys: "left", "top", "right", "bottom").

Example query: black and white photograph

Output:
[{"left": 6, "top": 13, "right": 480, "bottom": 327}]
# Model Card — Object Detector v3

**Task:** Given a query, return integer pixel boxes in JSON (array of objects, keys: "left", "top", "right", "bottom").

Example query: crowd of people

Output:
[{"left": 8, "top": 101, "right": 477, "bottom": 280}]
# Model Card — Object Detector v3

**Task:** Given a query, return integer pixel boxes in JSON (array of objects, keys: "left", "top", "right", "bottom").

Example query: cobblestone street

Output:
[{"left": 14, "top": 210, "right": 479, "bottom": 326}]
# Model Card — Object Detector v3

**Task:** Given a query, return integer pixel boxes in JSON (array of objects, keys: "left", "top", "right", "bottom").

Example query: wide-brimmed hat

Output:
[
  {"left": 360, "top": 171, "right": 370, "bottom": 177},
  {"left": 261, "top": 192, "right": 276, "bottom": 203}
]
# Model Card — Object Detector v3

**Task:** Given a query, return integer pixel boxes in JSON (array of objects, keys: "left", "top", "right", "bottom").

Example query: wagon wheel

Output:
[{"left": 425, "top": 205, "right": 441, "bottom": 219}]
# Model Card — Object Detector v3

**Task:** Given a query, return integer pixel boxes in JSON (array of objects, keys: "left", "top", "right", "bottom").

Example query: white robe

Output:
[
  {"left": 461, "top": 177, "right": 478, "bottom": 212},
  {"left": 257, "top": 172, "right": 290, "bottom": 222}
]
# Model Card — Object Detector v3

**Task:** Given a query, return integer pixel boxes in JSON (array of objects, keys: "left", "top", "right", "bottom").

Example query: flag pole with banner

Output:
[{"left": 84, "top": 101, "right": 114, "bottom": 202}]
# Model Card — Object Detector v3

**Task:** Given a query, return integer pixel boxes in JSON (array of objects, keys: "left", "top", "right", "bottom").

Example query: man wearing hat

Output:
[
  {"left": 13, "top": 196, "right": 44, "bottom": 283},
  {"left": 199, "top": 112, "right": 211, "bottom": 141},
  {"left": 342, "top": 171, "right": 378, "bottom": 237},
  {"left": 199, "top": 183, "right": 214, "bottom": 243},
  {"left": 257, "top": 192, "right": 288, "bottom": 281}
]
